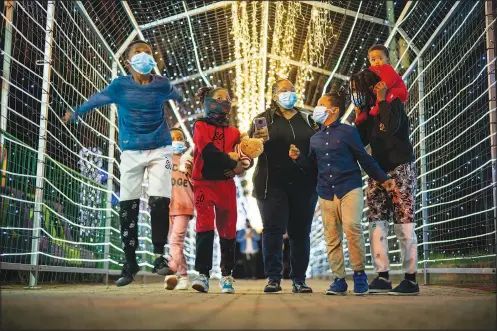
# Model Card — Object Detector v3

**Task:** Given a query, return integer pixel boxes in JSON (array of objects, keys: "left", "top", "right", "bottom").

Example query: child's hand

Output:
[
  {"left": 289, "top": 144, "right": 300, "bottom": 160},
  {"left": 62, "top": 111, "right": 72, "bottom": 123},
  {"left": 374, "top": 81, "right": 388, "bottom": 101},
  {"left": 233, "top": 161, "right": 245, "bottom": 175}
]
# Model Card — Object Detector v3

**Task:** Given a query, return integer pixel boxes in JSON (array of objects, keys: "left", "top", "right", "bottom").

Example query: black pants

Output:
[
  {"left": 257, "top": 185, "right": 318, "bottom": 283},
  {"left": 195, "top": 231, "right": 236, "bottom": 277},
  {"left": 243, "top": 253, "right": 258, "bottom": 279},
  {"left": 120, "top": 197, "right": 170, "bottom": 263},
  {"left": 282, "top": 238, "right": 291, "bottom": 279}
]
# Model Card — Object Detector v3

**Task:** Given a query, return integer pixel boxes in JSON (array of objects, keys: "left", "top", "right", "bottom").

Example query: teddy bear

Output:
[{"left": 228, "top": 133, "right": 264, "bottom": 169}]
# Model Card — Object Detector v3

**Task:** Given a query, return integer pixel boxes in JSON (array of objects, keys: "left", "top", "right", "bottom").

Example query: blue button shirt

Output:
[{"left": 305, "top": 121, "right": 389, "bottom": 200}]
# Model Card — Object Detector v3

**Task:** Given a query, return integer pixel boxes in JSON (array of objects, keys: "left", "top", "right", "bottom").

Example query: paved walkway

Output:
[{"left": 1, "top": 279, "right": 495, "bottom": 329}]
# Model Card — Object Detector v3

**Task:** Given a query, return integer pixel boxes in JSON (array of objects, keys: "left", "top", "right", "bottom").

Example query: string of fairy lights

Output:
[
  {"left": 295, "top": 6, "right": 335, "bottom": 107},
  {"left": 231, "top": 1, "right": 263, "bottom": 133}
]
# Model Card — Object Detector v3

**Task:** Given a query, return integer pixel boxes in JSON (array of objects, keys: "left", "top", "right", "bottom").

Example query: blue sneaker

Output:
[
  {"left": 192, "top": 274, "right": 209, "bottom": 293},
  {"left": 219, "top": 275, "right": 235, "bottom": 293},
  {"left": 326, "top": 278, "right": 348, "bottom": 295},
  {"left": 353, "top": 271, "right": 369, "bottom": 295}
]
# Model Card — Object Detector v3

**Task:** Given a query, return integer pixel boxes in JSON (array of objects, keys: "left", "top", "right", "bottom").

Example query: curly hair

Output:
[{"left": 349, "top": 68, "right": 380, "bottom": 109}]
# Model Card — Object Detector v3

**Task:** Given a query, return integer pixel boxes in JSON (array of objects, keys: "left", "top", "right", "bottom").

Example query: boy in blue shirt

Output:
[
  {"left": 63, "top": 40, "right": 183, "bottom": 287},
  {"left": 290, "top": 92, "right": 396, "bottom": 295}
]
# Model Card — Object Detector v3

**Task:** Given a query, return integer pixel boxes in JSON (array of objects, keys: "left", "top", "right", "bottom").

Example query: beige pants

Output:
[{"left": 319, "top": 188, "right": 366, "bottom": 279}]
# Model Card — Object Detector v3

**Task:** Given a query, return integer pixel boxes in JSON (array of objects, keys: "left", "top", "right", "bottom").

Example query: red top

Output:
[
  {"left": 192, "top": 120, "right": 240, "bottom": 181},
  {"left": 368, "top": 64, "right": 408, "bottom": 116}
]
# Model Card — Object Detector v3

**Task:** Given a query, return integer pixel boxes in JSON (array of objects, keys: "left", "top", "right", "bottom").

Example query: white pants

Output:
[
  {"left": 369, "top": 221, "right": 418, "bottom": 274},
  {"left": 120, "top": 146, "right": 172, "bottom": 201}
]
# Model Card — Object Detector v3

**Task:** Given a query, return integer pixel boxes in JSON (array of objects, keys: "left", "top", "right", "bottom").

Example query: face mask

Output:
[
  {"left": 204, "top": 97, "right": 231, "bottom": 123},
  {"left": 352, "top": 92, "right": 366, "bottom": 107},
  {"left": 312, "top": 106, "right": 330, "bottom": 125},
  {"left": 128, "top": 52, "right": 156, "bottom": 75},
  {"left": 171, "top": 141, "right": 187, "bottom": 154},
  {"left": 277, "top": 91, "right": 298, "bottom": 110}
]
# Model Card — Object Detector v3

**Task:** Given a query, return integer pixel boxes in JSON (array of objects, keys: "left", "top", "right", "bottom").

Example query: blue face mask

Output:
[
  {"left": 312, "top": 106, "right": 330, "bottom": 125},
  {"left": 171, "top": 141, "right": 187, "bottom": 154},
  {"left": 129, "top": 52, "right": 156, "bottom": 75},
  {"left": 352, "top": 92, "right": 366, "bottom": 107},
  {"left": 277, "top": 91, "right": 298, "bottom": 110}
]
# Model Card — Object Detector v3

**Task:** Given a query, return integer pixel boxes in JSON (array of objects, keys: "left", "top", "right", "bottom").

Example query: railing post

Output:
[
  {"left": 29, "top": 1, "right": 55, "bottom": 288},
  {"left": 1, "top": 1, "right": 15, "bottom": 152},
  {"left": 104, "top": 61, "right": 118, "bottom": 285},
  {"left": 484, "top": 0, "right": 497, "bottom": 262},
  {"left": 417, "top": 57, "right": 430, "bottom": 285}
]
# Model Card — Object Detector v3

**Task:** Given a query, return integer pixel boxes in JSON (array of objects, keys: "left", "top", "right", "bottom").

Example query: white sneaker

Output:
[
  {"left": 219, "top": 275, "right": 235, "bottom": 294},
  {"left": 175, "top": 276, "right": 189, "bottom": 290},
  {"left": 164, "top": 275, "right": 178, "bottom": 290}
]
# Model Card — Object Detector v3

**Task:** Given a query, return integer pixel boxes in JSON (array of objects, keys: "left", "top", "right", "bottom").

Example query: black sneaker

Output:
[
  {"left": 152, "top": 256, "right": 174, "bottom": 276},
  {"left": 368, "top": 276, "right": 393, "bottom": 294},
  {"left": 264, "top": 279, "right": 282, "bottom": 293},
  {"left": 292, "top": 282, "right": 313, "bottom": 293},
  {"left": 388, "top": 279, "right": 420, "bottom": 296},
  {"left": 116, "top": 262, "right": 140, "bottom": 287}
]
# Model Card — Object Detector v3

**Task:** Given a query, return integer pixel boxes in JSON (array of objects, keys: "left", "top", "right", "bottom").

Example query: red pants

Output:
[{"left": 194, "top": 179, "right": 237, "bottom": 239}]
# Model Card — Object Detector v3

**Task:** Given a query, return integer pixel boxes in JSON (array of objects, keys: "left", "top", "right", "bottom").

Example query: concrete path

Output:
[{"left": 1, "top": 279, "right": 495, "bottom": 329}]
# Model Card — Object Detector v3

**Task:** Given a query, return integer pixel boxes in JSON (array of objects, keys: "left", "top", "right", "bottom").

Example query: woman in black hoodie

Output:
[{"left": 249, "top": 79, "right": 319, "bottom": 293}]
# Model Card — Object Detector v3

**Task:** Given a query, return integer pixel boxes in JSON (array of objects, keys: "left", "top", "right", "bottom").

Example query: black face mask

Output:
[{"left": 203, "top": 97, "right": 231, "bottom": 126}]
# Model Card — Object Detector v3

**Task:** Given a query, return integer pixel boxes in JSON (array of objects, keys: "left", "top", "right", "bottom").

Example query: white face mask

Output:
[
  {"left": 128, "top": 52, "right": 156, "bottom": 75},
  {"left": 277, "top": 91, "right": 298, "bottom": 110},
  {"left": 172, "top": 141, "right": 187, "bottom": 154},
  {"left": 312, "top": 106, "right": 330, "bottom": 124}
]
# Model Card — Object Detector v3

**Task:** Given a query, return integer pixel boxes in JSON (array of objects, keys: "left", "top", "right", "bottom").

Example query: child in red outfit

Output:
[
  {"left": 190, "top": 86, "right": 245, "bottom": 294},
  {"left": 368, "top": 44, "right": 408, "bottom": 116}
]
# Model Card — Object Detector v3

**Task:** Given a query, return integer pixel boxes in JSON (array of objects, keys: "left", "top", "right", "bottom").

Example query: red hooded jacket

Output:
[{"left": 369, "top": 64, "right": 408, "bottom": 116}]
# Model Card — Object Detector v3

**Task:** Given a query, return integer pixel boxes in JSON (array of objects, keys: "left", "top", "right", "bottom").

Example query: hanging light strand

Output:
[
  {"left": 232, "top": 1, "right": 263, "bottom": 133},
  {"left": 265, "top": 1, "right": 300, "bottom": 109},
  {"left": 295, "top": 6, "right": 334, "bottom": 107}
]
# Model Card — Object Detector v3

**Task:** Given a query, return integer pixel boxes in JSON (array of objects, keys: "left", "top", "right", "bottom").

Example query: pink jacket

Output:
[{"left": 169, "top": 153, "right": 194, "bottom": 216}]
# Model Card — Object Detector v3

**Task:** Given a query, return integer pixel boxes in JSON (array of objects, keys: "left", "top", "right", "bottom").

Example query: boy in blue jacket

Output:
[
  {"left": 64, "top": 40, "right": 183, "bottom": 287},
  {"left": 290, "top": 92, "right": 396, "bottom": 295}
]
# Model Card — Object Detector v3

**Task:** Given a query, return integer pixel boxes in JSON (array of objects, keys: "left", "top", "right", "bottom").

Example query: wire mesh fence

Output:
[{"left": 308, "top": 0, "right": 496, "bottom": 278}]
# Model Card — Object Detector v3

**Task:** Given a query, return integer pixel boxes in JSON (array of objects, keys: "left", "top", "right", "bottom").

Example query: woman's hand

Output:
[
  {"left": 62, "top": 111, "right": 72, "bottom": 123},
  {"left": 253, "top": 128, "right": 269, "bottom": 140},
  {"left": 289, "top": 144, "right": 300, "bottom": 160},
  {"left": 381, "top": 178, "right": 396, "bottom": 192},
  {"left": 374, "top": 81, "right": 388, "bottom": 101},
  {"left": 354, "top": 106, "right": 362, "bottom": 118}
]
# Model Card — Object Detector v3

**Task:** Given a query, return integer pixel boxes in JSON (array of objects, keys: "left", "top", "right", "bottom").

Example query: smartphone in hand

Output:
[{"left": 254, "top": 117, "right": 269, "bottom": 142}]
